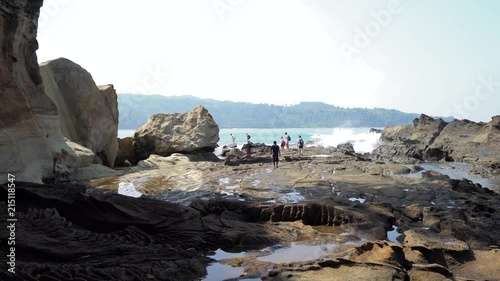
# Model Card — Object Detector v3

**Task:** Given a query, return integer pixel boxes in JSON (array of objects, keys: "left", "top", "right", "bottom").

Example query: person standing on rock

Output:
[
  {"left": 285, "top": 132, "right": 291, "bottom": 150},
  {"left": 297, "top": 135, "right": 304, "bottom": 155},
  {"left": 280, "top": 136, "right": 286, "bottom": 153},
  {"left": 271, "top": 140, "right": 281, "bottom": 168},
  {"left": 246, "top": 133, "right": 251, "bottom": 143},
  {"left": 231, "top": 134, "right": 236, "bottom": 146}
]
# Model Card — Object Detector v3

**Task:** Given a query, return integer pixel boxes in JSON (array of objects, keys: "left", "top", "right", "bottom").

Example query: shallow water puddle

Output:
[
  {"left": 203, "top": 249, "right": 247, "bottom": 281},
  {"left": 208, "top": 249, "right": 246, "bottom": 260},
  {"left": 257, "top": 242, "right": 339, "bottom": 263},
  {"left": 403, "top": 162, "right": 498, "bottom": 190},
  {"left": 266, "top": 188, "right": 305, "bottom": 203},
  {"left": 219, "top": 177, "right": 230, "bottom": 184},
  {"left": 348, "top": 197, "right": 365, "bottom": 203},
  {"left": 386, "top": 225, "right": 402, "bottom": 243},
  {"left": 202, "top": 262, "right": 245, "bottom": 281}
]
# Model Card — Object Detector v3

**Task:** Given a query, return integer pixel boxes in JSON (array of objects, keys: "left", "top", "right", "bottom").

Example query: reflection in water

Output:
[
  {"left": 257, "top": 242, "right": 339, "bottom": 263},
  {"left": 202, "top": 262, "right": 245, "bottom": 281},
  {"left": 348, "top": 197, "right": 365, "bottom": 203},
  {"left": 208, "top": 249, "right": 246, "bottom": 260},
  {"left": 403, "top": 162, "right": 498, "bottom": 190},
  {"left": 386, "top": 225, "right": 401, "bottom": 243},
  {"left": 266, "top": 187, "right": 305, "bottom": 204}
]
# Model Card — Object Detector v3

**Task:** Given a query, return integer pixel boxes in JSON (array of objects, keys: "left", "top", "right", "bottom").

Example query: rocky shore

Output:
[
  {"left": 2, "top": 145, "right": 500, "bottom": 280},
  {"left": 1, "top": 1, "right": 499, "bottom": 280}
]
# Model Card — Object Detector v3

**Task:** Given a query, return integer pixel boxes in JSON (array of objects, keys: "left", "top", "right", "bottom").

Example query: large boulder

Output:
[
  {"left": 40, "top": 58, "right": 118, "bottom": 167},
  {"left": 0, "top": 0, "right": 72, "bottom": 183},
  {"left": 134, "top": 106, "right": 219, "bottom": 160}
]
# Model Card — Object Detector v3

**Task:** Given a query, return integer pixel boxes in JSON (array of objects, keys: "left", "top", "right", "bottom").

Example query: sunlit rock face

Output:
[
  {"left": 0, "top": 0, "right": 69, "bottom": 183},
  {"left": 40, "top": 58, "right": 119, "bottom": 167},
  {"left": 134, "top": 105, "right": 220, "bottom": 161},
  {"left": 374, "top": 114, "right": 500, "bottom": 164}
]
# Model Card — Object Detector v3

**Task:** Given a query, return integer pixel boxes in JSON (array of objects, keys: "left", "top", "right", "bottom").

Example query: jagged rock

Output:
[
  {"left": 0, "top": 0, "right": 74, "bottom": 183},
  {"left": 373, "top": 114, "right": 447, "bottom": 162},
  {"left": 381, "top": 114, "right": 447, "bottom": 144},
  {"left": 373, "top": 114, "right": 500, "bottom": 165},
  {"left": 0, "top": 183, "right": 394, "bottom": 281},
  {"left": 40, "top": 59, "right": 119, "bottom": 167},
  {"left": 115, "top": 137, "right": 137, "bottom": 166},
  {"left": 336, "top": 142, "right": 355, "bottom": 155},
  {"left": 369, "top": 128, "right": 383, "bottom": 134},
  {"left": 428, "top": 116, "right": 500, "bottom": 163},
  {"left": 134, "top": 106, "right": 219, "bottom": 161}
]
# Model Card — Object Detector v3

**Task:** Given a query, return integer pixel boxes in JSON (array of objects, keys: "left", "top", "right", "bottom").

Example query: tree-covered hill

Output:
[{"left": 118, "top": 94, "right": 432, "bottom": 129}]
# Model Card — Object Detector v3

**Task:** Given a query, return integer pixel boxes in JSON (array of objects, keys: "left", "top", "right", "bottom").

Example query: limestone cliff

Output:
[
  {"left": 0, "top": 0, "right": 67, "bottom": 182},
  {"left": 0, "top": 1, "right": 120, "bottom": 183}
]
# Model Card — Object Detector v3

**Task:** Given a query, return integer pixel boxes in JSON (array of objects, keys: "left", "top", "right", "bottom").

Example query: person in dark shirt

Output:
[{"left": 270, "top": 140, "right": 281, "bottom": 169}]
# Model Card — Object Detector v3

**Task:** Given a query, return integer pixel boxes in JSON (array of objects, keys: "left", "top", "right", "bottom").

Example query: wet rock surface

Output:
[
  {"left": 8, "top": 146, "right": 496, "bottom": 280},
  {"left": 2, "top": 1, "right": 499, "bottom": 280}
]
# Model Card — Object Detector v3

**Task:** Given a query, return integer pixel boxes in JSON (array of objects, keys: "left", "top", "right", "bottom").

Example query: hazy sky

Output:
[{"left": 37, "top": 0, "right": 499, "bottom": 122}]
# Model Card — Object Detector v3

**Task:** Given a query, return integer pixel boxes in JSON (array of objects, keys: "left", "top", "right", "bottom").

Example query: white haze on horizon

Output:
[{"left": 36, "top": 0, "right": 500, "bottom": 122}]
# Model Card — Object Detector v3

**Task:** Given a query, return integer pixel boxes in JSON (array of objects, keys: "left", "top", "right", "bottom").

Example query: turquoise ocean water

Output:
[{"left": 119, "top": 127, "right": 382, "bottom": 153}]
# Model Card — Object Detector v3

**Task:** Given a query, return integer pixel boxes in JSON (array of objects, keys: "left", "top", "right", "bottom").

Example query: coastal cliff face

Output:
[
  {"left": 0, "top": 0, "right": 68, "bottom": 182},
  {"left": 40, "top": 59, "right": 119, "bottom": 167},
  {"left": 374, "top": 114, "right": 500, "bottom": 165}
]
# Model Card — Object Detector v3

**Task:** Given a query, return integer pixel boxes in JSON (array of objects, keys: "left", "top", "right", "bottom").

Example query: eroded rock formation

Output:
[
  {"left": 0, "top": 0, "right": 70, "bottom": 183},
  {"left": 40, "top": 58, "right": 119, "bottom": 167},
  {"left": 134, "top": 105, "right": 219, "bottom": 161},
  {"left": 373, "top": 114, "right": 500, "bottom": 165},
  {"left": 0, "top": 182, "right": 392, "bottom": 281}
]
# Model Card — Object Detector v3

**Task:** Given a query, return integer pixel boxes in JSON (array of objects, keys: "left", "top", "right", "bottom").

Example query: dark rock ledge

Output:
[{"left": 0, "top": 182, "right": 396, "bottom": 281}]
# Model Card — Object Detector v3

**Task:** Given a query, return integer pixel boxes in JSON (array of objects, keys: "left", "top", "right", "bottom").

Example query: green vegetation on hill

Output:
[{"left": 118, "top": 94, "right": 423, "bottom": 129}]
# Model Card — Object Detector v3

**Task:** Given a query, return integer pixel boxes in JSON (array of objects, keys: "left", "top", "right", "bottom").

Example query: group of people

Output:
[
  {"left": 271, "top": 132, "right": 304, "bottom": 169},
  {"left": 229, "top": 132, "right": 304, "bottom": 168}
]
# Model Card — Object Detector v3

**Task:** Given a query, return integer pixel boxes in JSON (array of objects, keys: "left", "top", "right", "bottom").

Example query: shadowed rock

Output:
[
  {"left": 40, "top": 59, "right": 119, "bottom": 167},
  {"left": 0, "top": 0, "right": 70, "bottom": 183}
]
